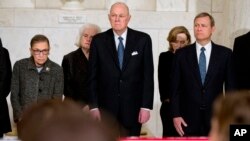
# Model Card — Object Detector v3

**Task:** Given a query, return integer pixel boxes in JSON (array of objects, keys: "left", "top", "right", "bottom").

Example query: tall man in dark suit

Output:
[
  {"left": 88, "top": 2, "right": 154, "bottom": 136},
  {"left": 0, "top": 38, "right": 12, "bottom": 138},
  {"left": 232, "top": 32, "right": 250, "bottom": 90},
  {"left": 171, "top": 12, "right": 235, "bottom": 136}
]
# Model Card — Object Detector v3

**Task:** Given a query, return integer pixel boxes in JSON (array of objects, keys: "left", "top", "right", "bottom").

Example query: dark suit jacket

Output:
[
  {"left": 158, "top": 51, "right": 178, "bottom": 136},
  {"left": 171, "top": 42, "right": 235, "bottom": 135},
  {"left": 0, "top": 38, "right": 12, "bottom": 133},
  {"left": 233, "top": 32, "right": 250, "bottom": 90},
  {"left": 88, "top": 28, "right": 154, "bottom": 126},
  {"left": 62, "top": 48, "right": 88, "bottom": 106},
  {"left": 158, "top": 51, "right": 174, "bottom": 102}
]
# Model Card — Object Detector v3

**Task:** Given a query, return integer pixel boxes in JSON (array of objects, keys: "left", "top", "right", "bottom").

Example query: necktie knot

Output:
[
  {"left": 201, "top": 47, "right": 205, "bottom": 52},
  {"left": 118, "top": 36, "right": 123, "bottom": 42}
]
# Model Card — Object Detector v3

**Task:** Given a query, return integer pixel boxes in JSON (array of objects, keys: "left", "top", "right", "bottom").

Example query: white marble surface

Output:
[
  {"left": 157, "top": 0, "right": 187, "bottom": 11},
  {"left": 34, "top": 0, "right": 105, "bottom": 9},
  {"left": 44, "top": 28, "right": 79, "bottom": 64},
  {"left": 226, "top": 0, "right": 250, "bottom": 48},
  {"left": 105, "top": 0, "right": 126, "bottom": 10},
  {"left": 231, "top": 0, "right": 250, "bottom": 29},
  {"left": 83, "top": 0, "right": 105, "bottom": 9},
  {"left": 211, "top": 13, "right": 226, "bottom": 47},
  {"left": 0, "top": 9, "right": 14, "bottom": 27},
  {"left": 14, "top": 9, "right": 56, "bottom": 27},
  {"left": 106, "top": 0, "right": 155, "bottom": 11},
  {"left": 129, "top": 11, "right": 195, "bottom": 29},
  {"left": 35, "top": 0, "right": 63, "bottom": 8},
  {"left": 212, "top": 0, "right": 224, "bottom": 12},
  {"left": 0, "top": 0, "right": 34, "bottom": 8},
  {"left": 188, "top": 0, "right": 211, "bottom": 12},
  {"left": 0, "top": 28, "right": 43, "bottom": 61},
  {"left": 127, "top": 0, "right": 155, "bottom": 11}
]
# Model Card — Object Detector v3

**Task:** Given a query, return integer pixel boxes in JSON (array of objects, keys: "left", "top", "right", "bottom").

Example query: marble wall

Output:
[{"left": 1, "top": 0, "right": 249, "bottom": 137}]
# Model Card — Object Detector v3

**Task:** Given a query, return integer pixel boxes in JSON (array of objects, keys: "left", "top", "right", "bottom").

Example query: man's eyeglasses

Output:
[{"left": 32, "top": 49, "right": 49, "bottom": 55}]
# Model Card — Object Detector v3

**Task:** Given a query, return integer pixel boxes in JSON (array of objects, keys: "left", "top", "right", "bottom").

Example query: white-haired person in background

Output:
[{"left": 62, "top": 23, "right": 101, "bottom": 110}]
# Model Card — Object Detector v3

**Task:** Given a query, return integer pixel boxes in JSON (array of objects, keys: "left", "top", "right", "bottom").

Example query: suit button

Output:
[
  {"left": 202, "top": 89, "right": 205, "bottom": 94},
  {"left": 120, "top": 80, "right": 123, "bottom": 83},
  {"left": 39, "top": 89, "right": 42, "bottom": 92}
]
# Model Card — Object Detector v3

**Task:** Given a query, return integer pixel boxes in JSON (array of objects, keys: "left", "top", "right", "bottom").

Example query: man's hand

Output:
[
  {"left": 173, "top": 117, "right": 188, "bottom": 136},
  {"left": 138, "top": 109, "right": 150, "bottom": 124},
  {"left": 90, "top": 108, "right": 101, "bottom": 121}
]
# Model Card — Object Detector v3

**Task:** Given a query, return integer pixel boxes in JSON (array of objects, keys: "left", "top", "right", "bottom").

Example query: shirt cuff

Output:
[
  {"left": 90, "top": 108, "right": 99, "bottom": 111},
  {"left": 140, "top": 108, "right": 150, "bottom": 111}
]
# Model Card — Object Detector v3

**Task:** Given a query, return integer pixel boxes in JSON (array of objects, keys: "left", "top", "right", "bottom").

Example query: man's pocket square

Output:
[{"left": 131, "top": 51, "right": 138, "bottom": 56}]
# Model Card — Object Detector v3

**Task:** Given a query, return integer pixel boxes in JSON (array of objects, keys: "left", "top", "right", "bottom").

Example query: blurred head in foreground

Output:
[
  {"left": 17, "top": 99, "right": 119, "bottom": 141},
  {"left": 209, "top": 91, "right": 250, "bottom": 141}
]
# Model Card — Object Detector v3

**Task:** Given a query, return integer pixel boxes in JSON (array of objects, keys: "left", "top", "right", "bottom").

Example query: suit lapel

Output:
[
  {"left": 105, "top": 29, "right": 120, "bottom": 69},
  {"left": 122, "top": 28, "right": 136, "bottom": 71},
  {"left": 204, "top": 42, "right": 219, "bottom": 86},
  {"left": 75, "top": 48, "right": 87, "bottom": 67},
  {"left": 188, "top": 44, "right": 203, "bottom": 87},
  {"left": 105, "top": 28, "right": 137, "bottom": 71}
]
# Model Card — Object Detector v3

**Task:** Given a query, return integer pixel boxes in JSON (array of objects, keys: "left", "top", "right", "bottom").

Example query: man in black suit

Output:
[
  {"left": 232, "top": 32, "right": 250, "bottom": 90},
  {"left": 171, "top": 12, "right": 235, "bottom": 136},
  {"left": 88, "top": 2, "right": 154, "bottom": 136},
  {"left": 0, "top": 38, "right": 12, "bottom": 138}
]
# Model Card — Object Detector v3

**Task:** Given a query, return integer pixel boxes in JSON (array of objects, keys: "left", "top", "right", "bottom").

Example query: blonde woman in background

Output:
[{"left": 158, "top": 26, "right": 191, "bottom": 137}]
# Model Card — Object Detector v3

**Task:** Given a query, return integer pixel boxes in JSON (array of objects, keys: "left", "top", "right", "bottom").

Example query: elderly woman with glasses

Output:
[
  {"left": 158, "top": 26, "right": 191, "bottom": 137},
  {"left": 11, "top": 34, "right": 64, "bottom": 123}
]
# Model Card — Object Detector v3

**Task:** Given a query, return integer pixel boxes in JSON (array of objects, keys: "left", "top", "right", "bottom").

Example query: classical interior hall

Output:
[{"left": 0, "top": 0, "right": 250, "bottom": 138}]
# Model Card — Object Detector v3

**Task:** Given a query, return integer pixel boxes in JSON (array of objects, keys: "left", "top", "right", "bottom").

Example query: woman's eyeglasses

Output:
[{"left": 32, "top": 49, "right": 49, "bottom": 55}]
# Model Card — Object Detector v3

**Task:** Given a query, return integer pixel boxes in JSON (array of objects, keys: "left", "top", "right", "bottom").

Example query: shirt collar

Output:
[
  {"left": 113, "top": 29, "right": 128, "bottom": 41},
  {"left": 196, "top": 41, "right": 212, "bottom": 52}
]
